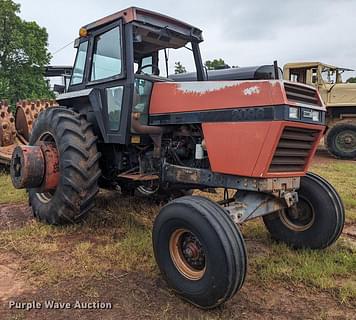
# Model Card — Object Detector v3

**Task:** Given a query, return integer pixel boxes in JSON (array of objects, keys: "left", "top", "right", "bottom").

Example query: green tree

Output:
[
  {"left": 204, "top": 58, "right": 230, "bottom": 70},
  {"left": 174, "top": 61, "right": 187, "bottom": 74},
  {"left": 0, "top": 0, "right": 53, "bottom": 104},
  {"left": 346, "top": 77, "right": 356, "bottom": 83}
]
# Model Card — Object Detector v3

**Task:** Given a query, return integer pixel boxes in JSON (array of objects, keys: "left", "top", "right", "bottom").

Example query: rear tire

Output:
[
  {"left": 325, "top": 123, "right": 356, "bottom": 159},
  {"left": 263, "top": 172, "right": 344, "bottom": 249},
  {"left": 152, "top": 195, "right": 247, "bottom": 309},
  {"left": 29, "top": 107, "right": 101, "bottom": 225}
]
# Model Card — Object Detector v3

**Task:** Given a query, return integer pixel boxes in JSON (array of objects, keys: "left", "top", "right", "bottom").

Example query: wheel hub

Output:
[
  {"left": 336, "top": 130, "right": 356, "bottom": 152},
  {"left": 280, "top": 197, "right": 315, "bottom": 232},
  {"left": 169, "top": 229, "right": 206, "bottom": 280},
  {"left": 10, "top": 143, "right": 59, "bottom": 192}
]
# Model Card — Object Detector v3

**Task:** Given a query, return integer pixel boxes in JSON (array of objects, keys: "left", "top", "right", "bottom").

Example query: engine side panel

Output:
[
  {"left": 202, "top": 121, "right": 272, "bottom": 177},
  {"left": 202, "top": 121, "right": 324, "bottom": 178}
]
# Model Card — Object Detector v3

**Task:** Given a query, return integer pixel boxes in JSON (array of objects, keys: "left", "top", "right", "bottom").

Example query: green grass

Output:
[
  {"left": 250, "top": 236, "right": 356, "bottom": 303},
  {"left": 311, "top": 161, "right": 356, "bottom": 222},
  {"left": 0, "top": 172, "right": 27, "bottom": 204},
  {"left": 0, "top": 192, "right": 156, "bottom": 288}
]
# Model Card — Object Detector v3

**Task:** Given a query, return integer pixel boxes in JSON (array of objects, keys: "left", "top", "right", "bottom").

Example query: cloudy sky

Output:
[{"left": 16, "top": 0, "right": 356, "bottom": 78}]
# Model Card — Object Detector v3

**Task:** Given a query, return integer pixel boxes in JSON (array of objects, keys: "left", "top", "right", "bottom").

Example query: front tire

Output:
[
  {"left": 263, "top": 172, "right": 344, "bottom": 249},
  {"left": 152, "top": 195, "right": 247, "bottom": 309},
  {"left": 29, "top": 107, "right": 101, "bottom": 225}
]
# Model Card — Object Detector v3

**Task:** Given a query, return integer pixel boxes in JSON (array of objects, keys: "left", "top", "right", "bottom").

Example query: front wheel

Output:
[
  {"left": 263, "top": 172, "right": 344, "bottom": 249},
  {"left": 152, "top": 195, "right": 247, "bottom": 309}
]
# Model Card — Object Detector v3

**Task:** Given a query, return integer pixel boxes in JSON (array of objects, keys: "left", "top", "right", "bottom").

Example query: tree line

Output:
[
  {"left": 0, "top": 0, "right": 53, "bottom": 104},
  {"left": 174, "top": 58, "right": 236, "bottom": 74}
]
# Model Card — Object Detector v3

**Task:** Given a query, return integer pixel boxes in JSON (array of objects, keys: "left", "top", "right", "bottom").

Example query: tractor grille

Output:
[
  {"left": 284, "top": 82, "right": 321, "bottom": 106},
  {"left": 269, "top": 127, "right": 320, "bottom": 172}
]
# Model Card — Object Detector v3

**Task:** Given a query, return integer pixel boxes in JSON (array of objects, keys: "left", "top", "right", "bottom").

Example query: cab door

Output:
[{"left": 86, "top": 20, "right": 134, "bottom": 144}]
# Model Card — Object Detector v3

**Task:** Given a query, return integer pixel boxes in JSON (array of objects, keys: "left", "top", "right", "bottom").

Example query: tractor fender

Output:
[{"left": 56, "top": 88, "right": 108, "bottom": 142}]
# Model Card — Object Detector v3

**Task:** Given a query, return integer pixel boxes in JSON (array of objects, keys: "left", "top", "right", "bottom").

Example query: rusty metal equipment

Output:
[
  {"left": 8, "top": 7, "right": 346, "bottom": 310},
  {"left": 0, "top": 100, "right": 56, "bottom": 165},
  {"left": 15, "top": 100, "right": 56, "bottom": 142},
  {"left": 0, "top": 100, "right": 17, "bottom": 165},
  {"left": 11, "top": 143, "right": 59, "bottom": 191},
  {"left": 0, "top": 100, "right": 16, "bottom": 147}
]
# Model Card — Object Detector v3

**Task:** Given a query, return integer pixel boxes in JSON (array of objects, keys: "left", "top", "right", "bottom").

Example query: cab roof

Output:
[
  {"left": 82, "top": 7, "right": 203, "bottom": 42},
  {"left": 284, "top": 61, "right": 354, "bottom": 71}
]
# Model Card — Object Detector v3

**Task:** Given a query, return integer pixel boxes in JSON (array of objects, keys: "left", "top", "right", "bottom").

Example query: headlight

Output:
[
  {"left": 289, "top": 107, "right": 299, "bottom": 119},
  {"left": 312, "top": 110, "right": 320, "bottom": 122}
]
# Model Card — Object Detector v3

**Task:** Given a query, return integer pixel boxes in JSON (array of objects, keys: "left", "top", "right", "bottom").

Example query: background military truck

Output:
[{"left": 283, "top": 62, "right": 356, "bottom": 159}]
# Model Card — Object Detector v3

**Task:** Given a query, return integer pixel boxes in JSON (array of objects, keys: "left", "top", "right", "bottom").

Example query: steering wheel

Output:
[{"left": 137, "top": 64, "right": 160, "bottom": 75}]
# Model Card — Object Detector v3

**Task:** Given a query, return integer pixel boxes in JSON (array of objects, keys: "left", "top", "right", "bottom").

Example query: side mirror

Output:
[
  {"left": 53, "top": 84, "right": 66, "bottom": 94},
  {"left": 312, "top": 75, "right": 318, "bottom": 83}
]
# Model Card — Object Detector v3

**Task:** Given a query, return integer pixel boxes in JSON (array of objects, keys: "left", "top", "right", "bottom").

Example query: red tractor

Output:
[{"left": 10, "top": 7, "right": 344, "bottom": 309}]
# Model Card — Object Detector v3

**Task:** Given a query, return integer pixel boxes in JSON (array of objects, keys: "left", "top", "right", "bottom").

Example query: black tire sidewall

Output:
[
  {"left": 264, "top": 175, "right": 340, "bottom": 249},
  {"left": 153, "top": 201, "right": 242, "bottom": 308},
  {"left": 29, "top": 110, "right": 66, "bottom": 224},
  {"left": 28, "top": 107, "right": 99, "bottom": 224}
]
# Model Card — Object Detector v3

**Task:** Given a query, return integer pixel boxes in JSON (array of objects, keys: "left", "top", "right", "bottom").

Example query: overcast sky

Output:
[{"left": 16, "top": 0, "right": 356, "bottom": 78}]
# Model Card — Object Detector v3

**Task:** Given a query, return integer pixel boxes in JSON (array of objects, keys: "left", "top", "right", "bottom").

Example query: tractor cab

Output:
[
  {"left": 63, "top": 7, "right": 204, "bottom": 144},
  {"left": 283, "top": 62, "right": 354, "bottom": 86}
]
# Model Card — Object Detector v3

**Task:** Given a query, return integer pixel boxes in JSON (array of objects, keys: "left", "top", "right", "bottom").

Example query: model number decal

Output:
[{"left": 231, "top": 108, "right": 265, "bottom": 121}]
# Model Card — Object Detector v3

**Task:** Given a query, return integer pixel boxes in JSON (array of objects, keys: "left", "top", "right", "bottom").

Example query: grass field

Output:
[
  {"left": 0, "top": 172, "right": 27, "bottom": 204},
  {"left": 0, "top": 154, "right": 355, "bottom": 319}
]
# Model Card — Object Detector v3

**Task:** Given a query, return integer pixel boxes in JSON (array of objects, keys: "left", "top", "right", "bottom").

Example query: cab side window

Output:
[
  {"left": 290, "top": 68, "right": 307, "bottom": 84},
  {"left": 107, "top": 86, "right": 124, "bottom": 130},
  {"left": 91, "top": 26, "right": 122, "bottom": 81},
  {"left": 133, "top": 79, "right": 153, "bottom": 125}
]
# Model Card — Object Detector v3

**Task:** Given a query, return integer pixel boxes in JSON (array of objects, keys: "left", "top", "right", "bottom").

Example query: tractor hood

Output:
[{"left": 149, "top": 80, "right": 325, "bottom": 114}]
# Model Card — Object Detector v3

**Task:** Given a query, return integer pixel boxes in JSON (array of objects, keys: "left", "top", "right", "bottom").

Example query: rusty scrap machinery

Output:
[
  {"left": 8, "top": 7, "right": 345, "bottom": 309},
  {"left": 0, "top": 100, "right": 56, "bottom": 165}
]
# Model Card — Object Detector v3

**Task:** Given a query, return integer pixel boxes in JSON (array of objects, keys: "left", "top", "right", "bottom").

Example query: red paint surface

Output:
[
  {"left": 40, "top": 143, "right": 60, "bottom": 191},
  {"left": 150, "top": 81, "right": 287, "bottom": 114},
  {"left": 202, "top": 121, "right": 324, "bottom": 178}
]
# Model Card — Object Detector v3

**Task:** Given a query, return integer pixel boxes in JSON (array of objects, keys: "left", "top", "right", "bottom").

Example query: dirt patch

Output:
[
  {"left": 0, "top": 203, "right": 32, "bottom": 230},
  {"left": 0, "top": 253, "right": 33, "bottom": 304},
  {"left": 1, "top": 271, "right": 355, "bottom": 320}
]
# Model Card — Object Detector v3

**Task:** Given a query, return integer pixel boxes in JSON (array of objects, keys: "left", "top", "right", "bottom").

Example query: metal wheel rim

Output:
[
  {"left": 35, "top": 131, "right": 58, "bottom": 204},
  {"left": 169, "top": 228, "right": 206, "bottom": 281},
  {"left": 335, "top": 130, "right": 356, "bottom": 153},
  {"left": 279, "top": 196, "right": 315, "bottom": 232},
  {"left": 137, "top": 182, "right": 159, "bottom": 196}
]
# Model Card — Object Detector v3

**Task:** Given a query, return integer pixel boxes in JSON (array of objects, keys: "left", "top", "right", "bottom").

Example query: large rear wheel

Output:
[
  {"left": 263, "top": 172, "right": 344, "bottom": 249},
  {"left": 28, "top": 107, "right": 101, "bottom": 225},
  {"left": 152, "top": 195, "right": 247, "bottom": 309}
]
